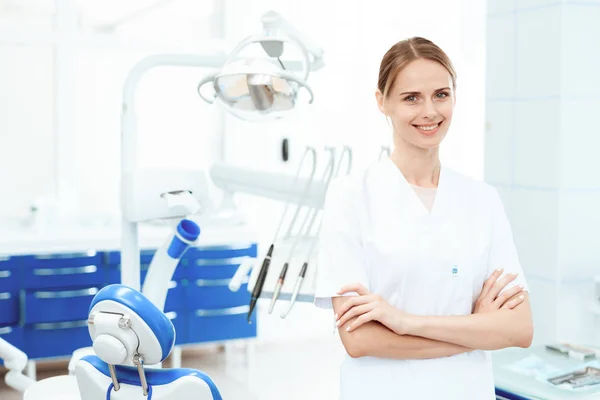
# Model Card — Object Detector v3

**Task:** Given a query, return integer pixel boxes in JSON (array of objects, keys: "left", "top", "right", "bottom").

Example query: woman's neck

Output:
[{"left": 390, "top": 138, "right": 441, "bottom": 188}]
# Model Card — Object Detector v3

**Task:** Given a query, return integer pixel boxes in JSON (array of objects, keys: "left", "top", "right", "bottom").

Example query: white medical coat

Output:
[{"left": 314, "top": 158, "right": 529, "bottom": 400}]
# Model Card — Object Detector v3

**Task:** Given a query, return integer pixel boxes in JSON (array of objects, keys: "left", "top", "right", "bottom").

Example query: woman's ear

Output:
[{"left": 375, "top": 89, "right": 386, "bottom": 115}]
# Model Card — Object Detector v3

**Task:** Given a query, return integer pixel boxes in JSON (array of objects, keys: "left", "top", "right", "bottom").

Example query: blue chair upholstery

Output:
[{"left": 80, "top": 355, "right": 223, "bottom": 400}]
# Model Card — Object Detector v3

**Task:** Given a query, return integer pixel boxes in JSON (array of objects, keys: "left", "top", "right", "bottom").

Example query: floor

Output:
[{"left": 0, "top": 336, "right": 346, "bottom": 400}]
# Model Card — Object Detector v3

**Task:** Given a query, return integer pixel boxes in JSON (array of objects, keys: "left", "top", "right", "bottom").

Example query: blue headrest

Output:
[
  {"left": 89, "top": 284, "right": 175, "bottom": 362},
  {"left": 81, "top": 355, "right": 223, "bottom": 400}
]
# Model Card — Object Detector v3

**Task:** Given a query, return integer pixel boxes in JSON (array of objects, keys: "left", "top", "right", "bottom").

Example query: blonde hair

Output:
[{"left": 378, "top": 37, "right": 457, "bottom": 100}]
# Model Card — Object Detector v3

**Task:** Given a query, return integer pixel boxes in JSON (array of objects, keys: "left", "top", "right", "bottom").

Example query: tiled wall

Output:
[{"left": 486, "top": 0, "right": 600, "bottom": 346}]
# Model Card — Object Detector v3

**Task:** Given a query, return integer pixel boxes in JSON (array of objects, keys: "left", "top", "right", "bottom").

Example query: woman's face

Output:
[{"left": 376, "top": 58, "right": 455, "bottom": 150}]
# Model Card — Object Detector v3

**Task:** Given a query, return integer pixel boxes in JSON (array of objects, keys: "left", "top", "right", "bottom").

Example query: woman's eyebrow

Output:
[{"left": 399, "top": 87, "right": 450, "bottom": 96}]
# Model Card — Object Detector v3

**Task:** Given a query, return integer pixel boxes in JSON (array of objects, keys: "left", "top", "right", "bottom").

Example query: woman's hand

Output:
[
  {"left": 473, "top": 268, "right": 525, "bottom": 314},
  {"left": 335, "top": 283, "right": 413, "bottom": 335}
]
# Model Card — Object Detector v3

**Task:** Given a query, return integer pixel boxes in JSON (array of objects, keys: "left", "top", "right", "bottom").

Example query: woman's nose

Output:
[{"left": 421, "top": 100, "right": 438, "bottom": 120}]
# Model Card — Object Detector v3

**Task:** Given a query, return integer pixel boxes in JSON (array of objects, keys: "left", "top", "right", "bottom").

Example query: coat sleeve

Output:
[
  {"left": 313, "top": 178, "right": 370, "bottom": 310},
  {"left": 487, "top": 187, "right": 530, "bottom": 294}
]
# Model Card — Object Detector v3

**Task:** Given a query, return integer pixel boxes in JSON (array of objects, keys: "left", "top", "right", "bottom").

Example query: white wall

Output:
[
  {"left": 0, "top": 0, "right": 224, "bottom": 224},
  {"left": 485, "top": 0, "right": 600, "bottom": 346}
]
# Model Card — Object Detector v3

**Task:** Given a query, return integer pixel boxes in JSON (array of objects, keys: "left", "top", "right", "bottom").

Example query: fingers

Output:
[
  {"left": 493, "top": 284, "right": 524, "bottom": 307},
  {"left": 338, "top": 283, "right": 370, "bottom": 296},
  {"left": 487, "top": 272, "right": 518, "bottom": 300},
  {"left": 337, "top": 303, "right": 373, "bottom": 328},
  {"left": 480, "top": 268, "right": 504, "bottom": 299},
  {"left": 501, "top": 294, "right": 525, "bottom": 309},
  {"left": 346, "top": 310, "right": 377, "bottom": 332},
  {"left": 336, "top": 294, "right": 375, "bottom": 319}
]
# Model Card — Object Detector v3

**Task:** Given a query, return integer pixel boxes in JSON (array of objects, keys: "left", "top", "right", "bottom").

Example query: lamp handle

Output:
[
  {"left": 197, "top": 74, "right": 217, "bottom": 104},
  {"left": 277, "top": 70, "right": 314, "bottom": 104}
]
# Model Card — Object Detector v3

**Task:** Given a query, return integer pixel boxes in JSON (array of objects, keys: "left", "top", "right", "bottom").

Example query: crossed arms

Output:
[{"left": 333, "top": 269, "right": 534, "bottom": 359}]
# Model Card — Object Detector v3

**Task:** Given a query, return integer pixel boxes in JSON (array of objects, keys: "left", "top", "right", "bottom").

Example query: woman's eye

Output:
[
  {"left": 436, "top": 92, "right": 449, "bottom": 99},
  {"left": 404, "top": 95, "right": 417, "bottom": 102}
]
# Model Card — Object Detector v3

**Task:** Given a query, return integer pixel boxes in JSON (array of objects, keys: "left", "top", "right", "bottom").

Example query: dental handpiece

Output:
[
  {"left": 268, "top": 262, "right": 288, "bottom": 314},
  {"left": 247, "top": 244, "right": 274, "bottom": 323},
  {"left": 280, "top": 262, "right": 308, "bottom": 319}
]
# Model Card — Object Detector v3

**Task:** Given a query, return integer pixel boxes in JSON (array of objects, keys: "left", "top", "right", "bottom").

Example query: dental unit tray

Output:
[{"left": 210, "top": 162, "right": 329, "bottom": 209}]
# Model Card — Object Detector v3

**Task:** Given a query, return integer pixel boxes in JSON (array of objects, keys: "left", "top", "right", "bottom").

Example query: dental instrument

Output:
[
  {"left": 247, "top": 146, "right": 318, "bottom": 321},
  {"left": 280, "top": 147, "right": 351, "bottom": 318},
  {"left": 268, "top": 147, "right": 332, "bottom": 313},
  {"left": 247, "top": 244, "right": 273, "bottom": 323}
]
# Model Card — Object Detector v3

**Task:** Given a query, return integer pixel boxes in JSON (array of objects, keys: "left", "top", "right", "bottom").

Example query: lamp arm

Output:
[
  {"left": 120, "top": 53, "right": 226, "bottom": 290},
  {"left": 261, "top": 10, "right": 325, "bottom": 72}
]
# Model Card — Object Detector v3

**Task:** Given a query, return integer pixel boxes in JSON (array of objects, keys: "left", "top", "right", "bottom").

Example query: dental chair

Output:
[
  {"left": 15, "top": 218, "right": 223, "bottom": 400},
  {"left": 21, "top": 283, "right": 223, "bottom": 400},
  {"left": 74, "top": 284, "right": 222, "bottom": 400}
]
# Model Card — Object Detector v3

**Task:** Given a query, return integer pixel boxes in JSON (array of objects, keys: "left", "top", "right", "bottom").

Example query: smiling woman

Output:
[
  {"left": 376, "top": 37, "right": 457, "bottom": 159},
  {"left": 313, "top": 37, "right": 533, "bottom": 400}
]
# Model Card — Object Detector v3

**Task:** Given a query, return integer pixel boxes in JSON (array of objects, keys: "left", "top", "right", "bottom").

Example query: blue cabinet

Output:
[
  {"left": 104, "top": 249, "right": 187, "bottom": 283},
  {"left": 184, "top": 244, "right": 257, "bottom": 344},
  {"left": 0, "top": 243, "right": 258, "bottom": 361},
  {"left": 21, "top": 252, "right": 103, "bottom": 290},
  {"left": 0, "top": 255, "right": 18, "bottom": 292},
  {"left": 0, "top": 256, "right": 20, "bottom": 326},
  {"left": 24, "top": 321, "right": 92, "bottom": 359},
  {"left": 23, "top": 287, "right": 99, "bottom": 324},
  {"left": 188, "top": 306, "right": 257, "bottom": 343},
  {"left": 186, "top": 282, "right": 251, "bottom": 310},
  {"left": 0, "top": 292, "right": 19, "bottom": 326},
  {"left": 0, "top": 325, "right": 24, "bottom": 351}
]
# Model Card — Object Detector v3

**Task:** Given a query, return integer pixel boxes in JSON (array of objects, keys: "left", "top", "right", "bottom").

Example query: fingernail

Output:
[
  {"left": 336, "top": 320, "right": 341, "bottom": 327},
  {"left": 519, "top": 295, "right": 524, "bottom": 299},
  {"left": 346, "top": 326, "right": 351, "bottom": 332}
]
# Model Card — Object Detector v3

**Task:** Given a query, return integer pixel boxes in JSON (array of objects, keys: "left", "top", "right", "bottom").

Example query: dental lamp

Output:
[
  {"left": 197, "top": 10, "right": 324, "bottom": 121},
  {"left": 120, "top": 10, "right": 325, "bottom": 293}
]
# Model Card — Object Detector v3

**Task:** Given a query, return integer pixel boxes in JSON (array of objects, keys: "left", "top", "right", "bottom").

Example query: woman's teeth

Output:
[{"left": 416, "top": 123, "right": 439, "bottom": 131}]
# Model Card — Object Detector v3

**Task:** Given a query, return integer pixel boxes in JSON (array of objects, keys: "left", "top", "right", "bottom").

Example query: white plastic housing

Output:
[
  {"left": 0, "top": 337, "right": 28, "bottom": 371},
  {"left": 0, "top": 337, "right": 35, "bottom": 392},
  {"left": 122, "top": 168, "right": 213, "bottom": 222},
  {"left": 142, "top": 233, "right": 193, "bottom": 311},
  {"left": 88, "top": 301, "right": 166, "bottom": 367},
  {"left": 210, "top": 162, "right": 327, "bottom": 209},
  {"left": 23, "top": 375, "right": 80, "bottom": 400}
]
